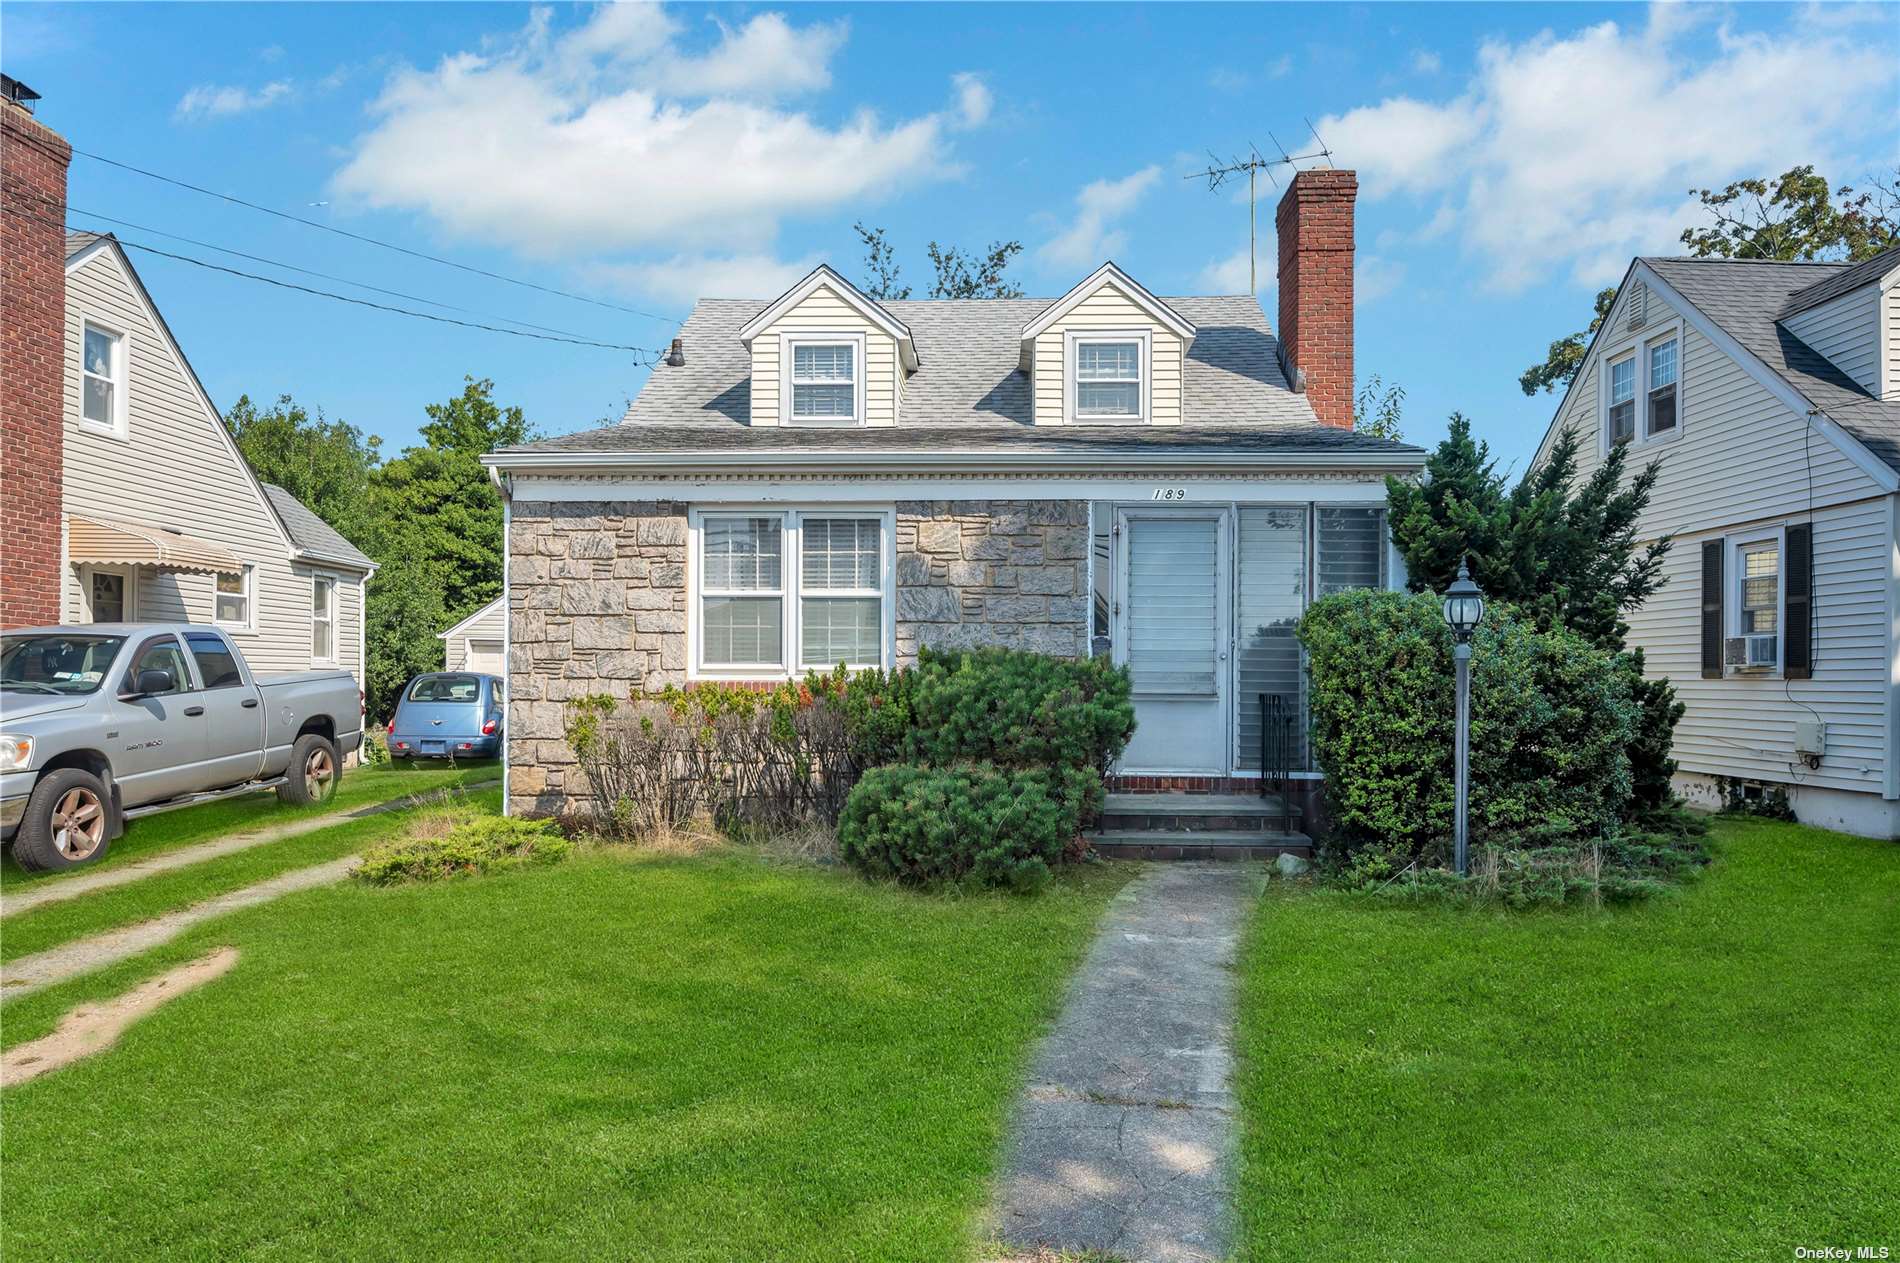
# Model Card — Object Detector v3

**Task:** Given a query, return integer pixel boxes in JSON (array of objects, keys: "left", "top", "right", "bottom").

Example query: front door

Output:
[{"left": 1114, "top": 508, "right": 1231, "bottom": 774}]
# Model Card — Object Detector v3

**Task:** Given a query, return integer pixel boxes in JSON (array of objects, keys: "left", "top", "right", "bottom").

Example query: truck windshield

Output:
[{"left": 0, "top": 634, "right": 125, "bottom": 695}]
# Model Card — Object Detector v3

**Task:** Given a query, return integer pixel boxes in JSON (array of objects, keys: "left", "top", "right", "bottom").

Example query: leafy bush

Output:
[
  {"left": 1300, "top": 590, "right": 1636, "bottom": 859},
  {"left": 837, "top": 763, "right": 1082, "bottom": 891},
  {"left": 356, "top": 815, "right": 570, "bottom": 885},
  {"left": 904, "top": 646, "right": 1135, "bottom": 775}
]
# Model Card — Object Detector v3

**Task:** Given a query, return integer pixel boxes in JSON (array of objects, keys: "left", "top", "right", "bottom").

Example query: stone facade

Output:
[
  {"left": 895, "top": 499, "right": 1088, "bottom": 661},
  {"left": 506, "top": 499, "right": 687, "bottom": 815}
]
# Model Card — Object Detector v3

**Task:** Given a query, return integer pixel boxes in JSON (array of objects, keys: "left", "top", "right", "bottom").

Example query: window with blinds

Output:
[
  {"left": 695, "top": 511, "right": 888, "bottom": 675},
  {"left": 1316, "top": 507, "right": 1388, "bottom": 596},
  {"left": 701, "top": 515, "right": 785, "bottom": 668},
  {"left": 788, "top": 340, "right": 857, "bottom": 422},
  {"left": 1235, "top": 508, "right": 1307, "bottom": 770},
  {"left": 1125, "top": 516, "right": 1219, "bottom": 695},
  {"left": 799, "top": 517, "right": 882, "bottom": 668}
]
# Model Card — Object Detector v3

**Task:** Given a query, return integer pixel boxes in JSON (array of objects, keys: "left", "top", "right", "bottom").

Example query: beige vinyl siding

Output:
[
  {"left": 1632, "top": 499, "right": 1892, "bottom": 795},
  {"left": 1030, "top": 282, "right": 1185, "bottom": 425},
  {"left": 443, "top": 599, "right": 505, "bottom": 669},
  {"left": 747, "top": 284, "right": 900, "bottom": 427},
  {"left": 1538, "top": 274, "right": 1893, "bottom": 798},
  {"left": 1783, "top": 283, "right": 1880, "bottom": 395},
  {"left": 60, "top": 246, "right": 367, "bottom": 690}
]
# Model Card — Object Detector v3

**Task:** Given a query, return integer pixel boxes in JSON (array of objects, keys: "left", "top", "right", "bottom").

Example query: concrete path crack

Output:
[
  {"left": 990, "top": 862, "right": 1263, "bottom": 1263},
  {"left": 1, "top": 779, "right": 496, "bottom": 919}
]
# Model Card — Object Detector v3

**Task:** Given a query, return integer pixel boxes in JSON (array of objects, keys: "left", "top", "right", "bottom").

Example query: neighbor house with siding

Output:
[
  {"left": 440, "top": 596, "right": 506, "bottom": 673},
  {"left": 482, "top": 170, "right": 1426, "bottom": 852},
  {"left": 1532, "top": 245, "right": 1900, "bottom": 837}
]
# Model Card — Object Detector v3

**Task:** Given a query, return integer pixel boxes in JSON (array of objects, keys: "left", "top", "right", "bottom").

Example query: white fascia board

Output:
[
  {"left": 505, "top": 473, "right": 1407, "bottom": 504},
  {"left": 439, "top": 595, "right": 505, "bottom": 640},
  {"left": 1637, "top": 262, "right": 1900, "bottom": 493},
  {"left": 737, "top": 264, "right": 916, "bottom": 368},
  {"left": 483, "top": 447, "right": 1425, "bottom": 477},
  {"left": 1020, "top": 262, "right": 1198, "bottom": 344}
]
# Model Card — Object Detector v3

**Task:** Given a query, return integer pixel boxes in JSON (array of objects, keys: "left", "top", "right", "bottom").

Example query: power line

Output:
[
  {"left": 11, "top": 188, "right": 616, "bottom": 344},
  {"left": 69, "top": 146, "right": 679, "bottom": 325}
]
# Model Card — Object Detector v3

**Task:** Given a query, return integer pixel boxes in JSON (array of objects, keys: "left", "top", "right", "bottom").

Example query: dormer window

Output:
[
  {"left": 1066, "top": 330, "right": 1151, "bottom": 423},
  {"left": 780, "top": 333, "right": 865, "bottom": 425}
]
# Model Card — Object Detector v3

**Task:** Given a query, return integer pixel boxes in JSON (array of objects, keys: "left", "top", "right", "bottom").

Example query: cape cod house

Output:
[
  {"left": 1531, "top": 245, "right": 1900, "bottom": 837},
  {"left": 483, "top": 170, "right": 1425, "bottom": 847},
  {"left": 1, "top": 82, "right": 374, "bottom": 686}
]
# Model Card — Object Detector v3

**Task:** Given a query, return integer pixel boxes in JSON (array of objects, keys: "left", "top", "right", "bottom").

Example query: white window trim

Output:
[
  {"left": 215, "top": 564, "right": 258, "bottom": 635},
  {"left": 687, "top": 506, "right": 896, "bottom": 680},
  {"left": 1065, "top": 329, "right": 1152, "bottom": 425},
  {"left": 311, "top": 575, "right": 338, "bottom": 665},
  {"left": 779, "top": 331, "right": 867, "bottom": 427},
  {"left": 1727, "top": 527, "right": 1785, "bottom": 679},
  {"left": 79, "top": 319, "right": 131, "bottom": 440},
  {"left": 1599, "top": 319, "right": 1684, "bottom": 454},
  {"left": 80, "top": 564, "right": 136, "bottom": 623}
]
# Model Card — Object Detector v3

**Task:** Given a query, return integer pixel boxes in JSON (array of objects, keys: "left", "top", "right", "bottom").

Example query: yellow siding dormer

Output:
[
  {"left": 739, "top": 266, "right": 915, "bottom": 428},
  {"left": 1021, "top": 264, "right": 1196, "bottom": 426}
]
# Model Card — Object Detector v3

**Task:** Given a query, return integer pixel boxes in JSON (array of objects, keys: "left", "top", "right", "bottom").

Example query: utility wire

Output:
[
  {"left": 13, "top": 188, "right": 615, "bottom": 345},
  {"left": 70, "top": 146, "right": 679, "bottom": 325},
  {"left": 9, "top": 202, "right": 663, "bottom": 358}
]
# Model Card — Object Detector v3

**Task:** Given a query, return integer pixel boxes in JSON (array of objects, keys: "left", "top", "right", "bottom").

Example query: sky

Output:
[{"left": 6, "top": 1, "right": 1897, "bottom": 473}]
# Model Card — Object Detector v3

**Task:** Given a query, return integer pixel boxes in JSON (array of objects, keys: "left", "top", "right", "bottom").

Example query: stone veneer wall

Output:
[
  {"left": 895, "top": 499, "right": 1088, "bottom": 660},
  {"left": 505, "top": 496, "right": 1091, "bottom": 817},
  {"left": 506, "top": 499, "right": 688, "bottom": 815}
]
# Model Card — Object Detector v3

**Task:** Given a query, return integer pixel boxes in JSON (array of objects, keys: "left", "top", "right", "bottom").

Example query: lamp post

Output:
[{"left": 1442, "top": 560, "right": 1486, "bottom": 876}]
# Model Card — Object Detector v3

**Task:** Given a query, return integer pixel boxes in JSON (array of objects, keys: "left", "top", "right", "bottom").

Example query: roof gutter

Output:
[{"left": 481, "top": 446, "right": 1426, "bottom": 478}]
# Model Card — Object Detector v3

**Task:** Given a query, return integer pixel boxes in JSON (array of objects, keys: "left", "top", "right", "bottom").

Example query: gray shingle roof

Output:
[
  {"left": 1642, "top": 256, "right": 1900, "bottom": 474},
  {"left": 260, "top": 484, "right": 376, "bottom": 571},
  {"left": 620, "top": 293, "right": 1322, "bottom": 430},
  {"left": 65, "top": 231, "right": 102, "bottom": 257},
  {"left": 506, "top": 421, "right": 1420, "bottom": 457},
  {"left": 1779, "top": 245, "right": 1900, "bottom": 318}
]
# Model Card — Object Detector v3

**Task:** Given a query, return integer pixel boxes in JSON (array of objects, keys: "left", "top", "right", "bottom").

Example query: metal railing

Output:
[{"left": 1258, "top": 692, "right": 1297, "bottom": 833}]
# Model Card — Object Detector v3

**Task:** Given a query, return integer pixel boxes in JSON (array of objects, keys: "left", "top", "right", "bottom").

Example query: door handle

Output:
[
  {"left": 241, "top": 698, "right": 259, "bottom": 709},
  {"left": 184, "top": 706, "right": 206, "bottom": 717}
]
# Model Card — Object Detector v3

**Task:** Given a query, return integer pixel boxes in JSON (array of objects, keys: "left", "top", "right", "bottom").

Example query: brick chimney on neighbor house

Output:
[
  {"left": 1276, "top": 168, "right": 1357, "bottom": 430},
  {"left": 1, "top": 76, "right": 70, "bottom": 629}
]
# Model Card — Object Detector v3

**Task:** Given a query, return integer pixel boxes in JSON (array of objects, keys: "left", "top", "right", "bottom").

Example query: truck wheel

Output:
[
  {"left": 278, "top": 734, "right": 341, "bottom": 806},
  {"left": 13, "top": 768, "right": 114, "bottom": 873}
]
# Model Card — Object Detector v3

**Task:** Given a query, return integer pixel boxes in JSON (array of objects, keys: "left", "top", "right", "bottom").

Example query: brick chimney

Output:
[
  {"left": 1, "top": 79, "right": 70, "bottom": 628},
  {"left": 1275, "top": 168, "right": 1357, "bottom": 429}
]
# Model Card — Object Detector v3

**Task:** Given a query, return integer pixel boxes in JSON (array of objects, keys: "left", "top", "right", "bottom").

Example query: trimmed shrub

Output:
[
  {"left": 1300, "top": 590, "right": 1636, "bottom": 859},
  {"left": 356, "top": 815, "right": 571, "bottom": 884},
  {"left": 904, "top": 647, "right": 1135, "bottom": 776},
  {"left": 837, "top": 762, "right": 1081, "bottom": 891}
]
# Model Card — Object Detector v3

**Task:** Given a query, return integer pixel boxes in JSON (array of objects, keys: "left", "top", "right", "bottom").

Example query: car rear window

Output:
[
  {"left": 184, "top": 633, "right": 243, "bottom": 689},
  {"left": 408, "top": 675, "right": 482, "bottom": 703}
]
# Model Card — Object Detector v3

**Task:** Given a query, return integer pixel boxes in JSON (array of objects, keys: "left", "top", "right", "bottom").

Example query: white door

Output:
[
  {"left": 1115, "top": 508, "right": 1231, "bottom": 774},
  {"left": 465, "top": 638, "right": 505, "bottom": 674}
]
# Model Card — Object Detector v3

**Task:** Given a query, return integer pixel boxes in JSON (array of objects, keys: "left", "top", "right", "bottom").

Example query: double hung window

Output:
[{"left": 695, "top": 511, "right": 890, "bottom": 675}]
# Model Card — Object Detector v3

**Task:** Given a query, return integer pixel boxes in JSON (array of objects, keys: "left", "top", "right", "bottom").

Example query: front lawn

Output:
[
  {"left": 0, "top": 757, "right": 497, "bottom": 888},
  {"left": 1, "top": 847, "right": 1128, "bottom": 1261},
  {"left": 1236, "top": 817, "right": 1900, "bottom": 1260}
]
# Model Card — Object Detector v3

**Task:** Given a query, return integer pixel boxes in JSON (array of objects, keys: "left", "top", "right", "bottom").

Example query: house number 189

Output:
[{"left": 1151, "top": 488, "right": 1187, "bottom": 501}]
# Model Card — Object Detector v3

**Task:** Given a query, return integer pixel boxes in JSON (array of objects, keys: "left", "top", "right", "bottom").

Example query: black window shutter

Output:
[
  {"left": 1701, "top": 540, "right": 1725, "bottom": 679},
  {"left": 1784, "top": 523, "right": 1813, "bottom": 679}
]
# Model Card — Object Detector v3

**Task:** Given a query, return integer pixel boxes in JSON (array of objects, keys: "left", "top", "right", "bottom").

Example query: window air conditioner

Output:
[{"left": 1723, "top": 634, "right": 1777, "bottom": 671}]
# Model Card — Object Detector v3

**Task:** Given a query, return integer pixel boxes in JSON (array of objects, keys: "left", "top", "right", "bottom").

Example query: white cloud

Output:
[
  {"left": 1196, "top": 246, "right": 1260, "bottom": 295},
  {"left": 594, "top": 251, "right": 821, "bottom": 304},
  {"left": 1208, "top": 67, "right": 1249, "bottom": 94},
  {"left": 1038, "top": 166, "right": 1162, "bottom": 271},
  {"left": 951, "top": 72, "right": 992, "bottom": 128},
  {"left": 333, "top": 7, "right": 970, "bottom": 258},
  {"left": 1409, "top": 49, "right": 1442, "bottom": 74},
  {"left": 1266, "top": 54, "right": 1292, "bottom": 79},
  {"left": 1315, "top": 14, "right": 1897, "bottom": 290},
  {"left": 1355, "top": 254, "right": 1405, "bottom": 305},
  {"left": 174, "top": 80, "right": 293, "bottom": 121}
]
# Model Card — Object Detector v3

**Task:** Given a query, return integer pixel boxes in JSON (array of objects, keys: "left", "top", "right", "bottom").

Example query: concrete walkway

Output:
[
  {"left": 1, "top": 780, "right": 496, "bottom": 919},
  {"left": 0, "top": 855, "right": 360, "bottom": 998},
  {"left": 992, "top": 862, "right": 1264, "bottom": 1263}
]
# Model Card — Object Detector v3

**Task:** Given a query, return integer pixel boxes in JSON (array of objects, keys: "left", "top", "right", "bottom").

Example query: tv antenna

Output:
[{"left": 1184, "top": 121, "right": 1333, "bottom": 293}]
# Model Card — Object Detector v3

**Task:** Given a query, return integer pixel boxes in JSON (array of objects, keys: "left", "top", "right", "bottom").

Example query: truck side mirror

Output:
[{"left": 126, "top": 668, "right": 174, "bottom": 698}]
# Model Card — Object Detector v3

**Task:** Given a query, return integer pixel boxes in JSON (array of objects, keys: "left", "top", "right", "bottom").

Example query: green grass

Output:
[
  {"left": 1, "top": 788, "right": 501, "bottom": 963},
  {"left": 1235, "top": 817, "right": 1900, "bottom": 1260},
  {"left": 0, "top": 847, "right": 1131, "bottom": 1261},
  {"left": 0, "top": 758, "right": 497, "bottom": 888}
]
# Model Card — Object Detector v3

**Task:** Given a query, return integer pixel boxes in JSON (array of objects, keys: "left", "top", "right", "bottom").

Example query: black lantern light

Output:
[{"left": 1442, "top": 559, "right": 1486, "bottom": 644}]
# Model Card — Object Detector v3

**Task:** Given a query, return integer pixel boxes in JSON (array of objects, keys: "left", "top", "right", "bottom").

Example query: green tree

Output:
[
  {"left": 1520, "top": 163, "right": 1900, "bottom": 396},
  {"left": 853, "top": 222, "right": 910, "bottom": 299},
  {"left": 1353, "top": 374, "right": 1406, "bottom": 442},
  {"left": 854, "top": 224, "right": 1025, "bottom": 299},
  {"left": 225, "top": 394, "right": 381, "bottom": 543}
]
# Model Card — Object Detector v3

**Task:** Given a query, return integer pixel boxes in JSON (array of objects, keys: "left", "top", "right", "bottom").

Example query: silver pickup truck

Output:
[{"left": 0, "top": 624, "right": 364, "bottom": 873}]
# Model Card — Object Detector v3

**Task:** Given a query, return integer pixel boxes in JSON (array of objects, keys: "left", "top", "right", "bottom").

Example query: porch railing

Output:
[{"left": 1258, "top": 692, "right": 1298, "bottom": 834}]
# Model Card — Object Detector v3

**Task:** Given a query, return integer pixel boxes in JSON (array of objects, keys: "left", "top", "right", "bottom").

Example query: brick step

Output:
[
  {"left": 1092, "top": 830, "right": 1313, "bottom": 861},
  {"left": 1099, "top": 791, "right": 1300, "bottom": 834}
]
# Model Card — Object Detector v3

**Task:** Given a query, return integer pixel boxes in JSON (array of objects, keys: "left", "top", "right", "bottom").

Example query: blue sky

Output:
[{"left": 7, "top": 1, "right": 1897, "bottom": 471}]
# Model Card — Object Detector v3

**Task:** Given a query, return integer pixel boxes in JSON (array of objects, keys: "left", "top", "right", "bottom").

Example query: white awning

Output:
[{"left": 67, "top": 515, "right": 244, "bottom": 575}]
